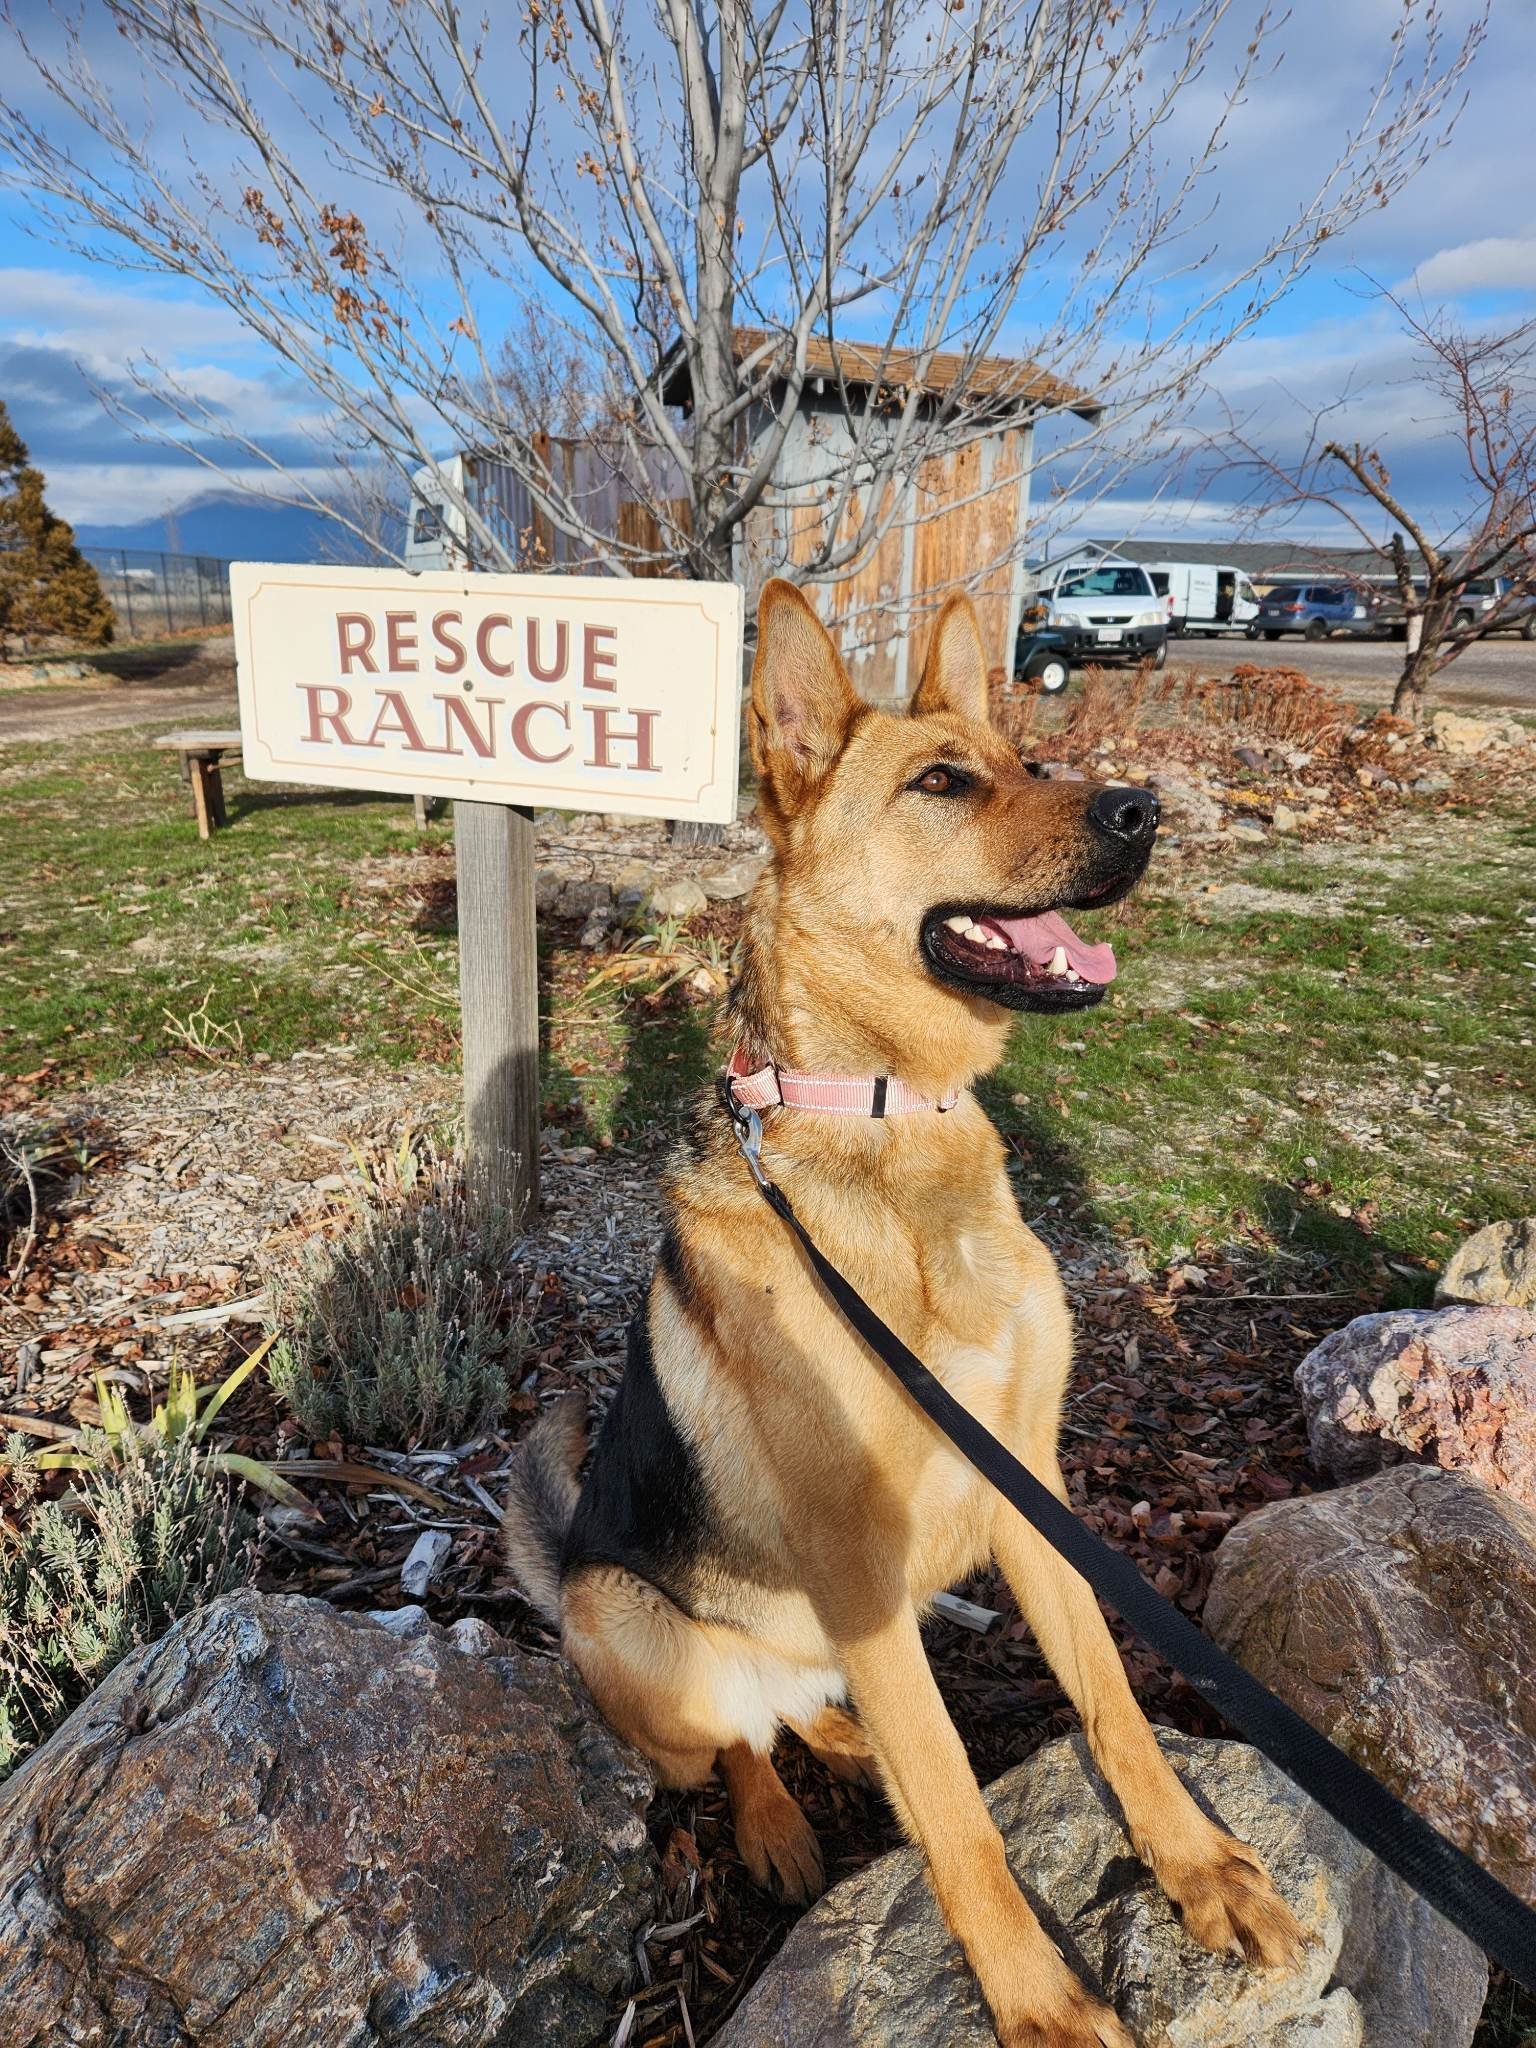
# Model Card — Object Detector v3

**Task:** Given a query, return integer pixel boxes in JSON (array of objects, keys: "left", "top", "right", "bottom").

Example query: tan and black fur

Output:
[{"left": 505, "top": 581, "right": 1304, "bottom": 2047}]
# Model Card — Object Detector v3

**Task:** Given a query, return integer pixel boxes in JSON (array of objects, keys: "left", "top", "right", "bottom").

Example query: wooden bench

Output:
[{"left": 154, "top": 730, "right": 242, "bottom": 838}]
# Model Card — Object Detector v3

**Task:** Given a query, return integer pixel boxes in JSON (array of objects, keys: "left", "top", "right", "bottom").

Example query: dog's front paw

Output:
[
  {"left": 1159, "top": 1830, "right": 1307, "bottom": 1969},
  {"left": 999, "top": 1984, "right": 1137, "bottom": 2048}
]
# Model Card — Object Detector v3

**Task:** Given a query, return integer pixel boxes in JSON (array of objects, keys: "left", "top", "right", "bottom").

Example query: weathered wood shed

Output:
[
  {"left": 407, "top": 329, "right": 1097, "bottom": 705},
  {"left": 666, "top": 328, "right": 1099, "bottom": 704}
]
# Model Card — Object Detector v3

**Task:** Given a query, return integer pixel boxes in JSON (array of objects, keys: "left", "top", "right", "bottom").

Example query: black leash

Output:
[{"left": 724, "top": 1098, "right": 1536, "bottom": 1993}]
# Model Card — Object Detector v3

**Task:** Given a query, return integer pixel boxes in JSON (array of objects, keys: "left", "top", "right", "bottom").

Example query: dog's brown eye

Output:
[{"left": 912, "top": 764, "right": 968, "bottom": 796}]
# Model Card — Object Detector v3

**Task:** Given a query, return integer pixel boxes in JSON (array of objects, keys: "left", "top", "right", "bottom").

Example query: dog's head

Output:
[{"left": 748, "top": 580, "right": 1156, "bottom": 1046}]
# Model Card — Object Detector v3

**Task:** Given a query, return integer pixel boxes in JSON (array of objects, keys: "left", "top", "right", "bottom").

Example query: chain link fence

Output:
[{"left": 80, "top": 549, "right": 233, "bottom": 639}]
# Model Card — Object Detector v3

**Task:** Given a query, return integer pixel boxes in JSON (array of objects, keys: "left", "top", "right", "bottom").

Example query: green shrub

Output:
[
  {"left": 0, "top": 1431, "right": 252, "bottom": 1778},
  {"left": 266, "top": 1170, "right": 522, "bottom": 1448}
]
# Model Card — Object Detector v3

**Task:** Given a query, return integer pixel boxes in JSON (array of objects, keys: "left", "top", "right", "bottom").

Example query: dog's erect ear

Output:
[
  {"left": 750, "top": 580, "right": 863, "bottom": 825},
  {"left": 910, "top": 592, "right": 990, "bottom": 725}
]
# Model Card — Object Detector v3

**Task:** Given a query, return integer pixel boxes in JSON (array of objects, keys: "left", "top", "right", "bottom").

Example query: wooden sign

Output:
[
  {"left": 231, "top": 563, "right": 742, "bottom": 824},
  {"left": 229, "top": 562, "right": 744, "bottom": 1221}
]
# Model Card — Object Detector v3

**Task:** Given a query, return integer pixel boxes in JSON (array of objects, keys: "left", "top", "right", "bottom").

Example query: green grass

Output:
[
  {"left": 3, "top": 729, "right": 1533, "bottom": 1271},
  {"left": 0, "top": 732, "right": 462, "bottom": 1077},
  {"left": 981, "top": 804, "right": 1535, "bottom": 1284},
  {"left": 0, "top": 727, "right": 714, "bottom": 1146}
]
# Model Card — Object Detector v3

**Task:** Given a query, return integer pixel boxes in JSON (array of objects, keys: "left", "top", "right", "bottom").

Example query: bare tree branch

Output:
[
  {"left": 0, "top": 0, "right": 1487, "bottom": 618},
  {"left": 1218, "top": 281, "right": 1536, "bottom": 720}
]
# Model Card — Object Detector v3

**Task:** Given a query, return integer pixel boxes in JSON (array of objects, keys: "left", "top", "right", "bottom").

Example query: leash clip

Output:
[{"left": 719, "top": 1074, "right": 772, "bottom": 1193}]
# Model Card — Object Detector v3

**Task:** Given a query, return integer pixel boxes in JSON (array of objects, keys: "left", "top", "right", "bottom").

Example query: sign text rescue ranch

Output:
[{"left": 232, "top": 564, "right": 743, "bottom": 824}]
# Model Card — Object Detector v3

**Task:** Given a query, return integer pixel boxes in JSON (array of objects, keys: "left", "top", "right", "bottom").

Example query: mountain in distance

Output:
[{"left": 73, "top": 490, "right": 377, "bottom": 563}]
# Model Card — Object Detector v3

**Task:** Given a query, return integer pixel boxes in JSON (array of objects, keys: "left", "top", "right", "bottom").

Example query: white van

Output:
[{"left": 1140, "top": 560, "right": 1260, "bottom": 637}]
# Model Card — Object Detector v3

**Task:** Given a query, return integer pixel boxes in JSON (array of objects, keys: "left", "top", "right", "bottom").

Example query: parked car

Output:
[
  {"left": 1248, "top": 584, "right": 1373, "bottom": 640},
  {"left": 1359, "top": 574, "right": 1536, "bottom": 640},
  {"left": 1141, "top": 560, "right": 1260, "bottom": 637},
  {"left": 1028, "top": 559, "right": 1169, "bottom": 668},
  {"left": 1451, "top": 576, "right": 1536, "bottom": 637}
]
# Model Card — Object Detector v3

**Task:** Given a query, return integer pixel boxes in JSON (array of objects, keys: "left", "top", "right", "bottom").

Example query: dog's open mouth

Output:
[{"left": 920, "top": 906, "right": 1116, "bottom": 1011}]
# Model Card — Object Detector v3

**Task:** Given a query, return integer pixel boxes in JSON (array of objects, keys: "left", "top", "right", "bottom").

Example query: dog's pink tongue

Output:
[{"left": 986, "top": 910, "right": 1117, "bottom": 984}]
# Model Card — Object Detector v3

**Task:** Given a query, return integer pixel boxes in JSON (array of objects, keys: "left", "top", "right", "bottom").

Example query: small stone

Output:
[
  {"left": 648, "top": 877, "right": 709, "bottom": 920},
  {"left": 1413, "top": 775, "right": 1453, "bottom": 795},
  {"left": 1271, "top": 803, "right": 1300, "bottom": 832},
  {"left": 700, "top": 859, "right": 763, "bottom": 902},
  {"left": 1437, "top": 1218, "right": 1536, "bottom": 1309},
  {"left": 447, "top": 1615, "right": 505, "bottom": 1657},
  {"left": 612, "top": 858, "right": 657, "bottom": 909},
  {"left": 1228, "top": 818, "right": 1267, "bottom": 841},
  {"left": 400, "top": 1529, "right": 453, "bottom": 1598},
  {"left": 1234, "top": 743, "right": 1268, "bottom": 771},
  {"left": 366, "top": 1601, "right": 432, "bottom": 1635},
  {"left": 557, "top": 877, "right": 612, "bottom": 920}
]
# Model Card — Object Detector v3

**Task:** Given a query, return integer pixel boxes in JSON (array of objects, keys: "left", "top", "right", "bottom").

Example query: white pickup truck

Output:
[{"left": 1028, "top": 559, "right": 1169, "bottom": 668}]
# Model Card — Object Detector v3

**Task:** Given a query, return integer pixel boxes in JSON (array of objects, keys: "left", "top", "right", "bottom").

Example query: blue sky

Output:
[{"left": 1, "top": 0, "right": 1531, "bottom": 543}]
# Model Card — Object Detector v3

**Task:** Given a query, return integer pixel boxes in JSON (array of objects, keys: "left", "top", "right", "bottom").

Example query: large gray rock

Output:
[
  {"left": 1207, "top": 1464, "right": 1536, "bottom": 1911},
  {"left": 715, "top": 1731, "right": 1485, "bottom": 2048},
  {"left": 1295, "top": 1306, "right": 1536, "bottom": 1509},
  {"left": 0, "top": 1592, "right": 656, "bottom": 2047},
  {"left": 1437, "top": 1218, "right": 1536, "bottom": 1309}
]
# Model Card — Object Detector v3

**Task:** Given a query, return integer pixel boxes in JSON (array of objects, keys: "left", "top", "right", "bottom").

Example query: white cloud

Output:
[
  {"left": 0, "top": 265, "right": 253, "bottom": 365},
  {"left": 1412, "top": 235, "right": 1536, "bottom": 295}
]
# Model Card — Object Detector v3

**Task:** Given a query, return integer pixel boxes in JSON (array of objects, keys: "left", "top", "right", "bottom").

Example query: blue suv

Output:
[{"left": 1249, "top": 584, "right": 1372, "bottom": 640}]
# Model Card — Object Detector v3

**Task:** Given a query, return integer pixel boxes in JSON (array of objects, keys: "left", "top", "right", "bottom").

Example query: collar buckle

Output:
[{"left": 719, "top": 1073, "right": 772, "bottom": 1191}]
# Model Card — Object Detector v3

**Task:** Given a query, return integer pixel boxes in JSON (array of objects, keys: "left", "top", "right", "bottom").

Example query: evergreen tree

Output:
[{"left": 0, "top": 403, "right": 114, "bottom": 649}]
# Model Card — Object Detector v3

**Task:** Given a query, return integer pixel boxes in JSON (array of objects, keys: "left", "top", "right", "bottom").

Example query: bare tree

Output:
[
  {"left": 0, "top": 1, "right": 1484, "bottom": 608},
  {"left": 1224, "top": 287, "right": 1536, "bottom": 722}
]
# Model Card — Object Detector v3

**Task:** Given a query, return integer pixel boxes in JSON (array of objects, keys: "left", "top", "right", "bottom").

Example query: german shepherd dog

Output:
[{"left": 505, "top": 581, "right": 1303, "bottom": 2046}]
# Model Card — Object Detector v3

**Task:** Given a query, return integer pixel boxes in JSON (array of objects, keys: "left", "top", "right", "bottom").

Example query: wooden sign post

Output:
[{"left": 231, "top": 563, "right": 743, "bottom": 1221}]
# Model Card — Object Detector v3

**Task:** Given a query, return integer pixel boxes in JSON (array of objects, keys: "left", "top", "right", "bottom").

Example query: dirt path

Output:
[{"left": 0, "top": 640, "right": 238, "bottom": 744}]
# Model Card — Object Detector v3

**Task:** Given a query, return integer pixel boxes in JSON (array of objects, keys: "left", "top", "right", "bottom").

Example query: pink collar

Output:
[{"left": 725, "top": 1045, "right": 961, "bottom": 1118}]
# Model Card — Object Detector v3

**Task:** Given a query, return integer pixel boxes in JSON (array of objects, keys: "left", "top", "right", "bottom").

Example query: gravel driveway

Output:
[{"left": 1167, "top": 630, "right": 1536, "bottom": 714}]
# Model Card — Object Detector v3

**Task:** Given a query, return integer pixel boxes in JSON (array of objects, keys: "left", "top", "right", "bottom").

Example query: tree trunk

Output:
[{"left": 1391, "top": 603, "right": 1444, "bottom": 723}]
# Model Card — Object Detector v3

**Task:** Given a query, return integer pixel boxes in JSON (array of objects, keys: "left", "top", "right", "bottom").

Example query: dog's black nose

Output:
[{"left": 1087, "top": 784, "right": 1159, "bottom": 848}]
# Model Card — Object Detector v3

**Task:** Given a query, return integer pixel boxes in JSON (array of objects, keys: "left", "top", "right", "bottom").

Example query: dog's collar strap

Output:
[{"left": 724, "top": 1047, "right": 960, "bottom": 1117}]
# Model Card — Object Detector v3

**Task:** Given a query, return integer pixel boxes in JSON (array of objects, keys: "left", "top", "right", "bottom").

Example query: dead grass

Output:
[{"left": 993, "top": 658, "right": 1347, "bottom": 752}]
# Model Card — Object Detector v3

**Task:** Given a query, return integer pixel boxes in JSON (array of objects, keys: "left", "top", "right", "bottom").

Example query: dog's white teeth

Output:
[
  {"left": 944, "top": 915, "right": 973, "bottom": 933},
  {"left": 984, "top": 931, "right": 1007, "bottom": 951},
  {"left": 1048, "top": 945, "right": 1070, "bottom": 976}
]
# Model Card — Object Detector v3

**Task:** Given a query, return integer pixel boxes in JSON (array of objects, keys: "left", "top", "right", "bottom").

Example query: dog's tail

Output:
[{"left": 502, "top": 1392, "right": 588, "bottom": 1625}]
